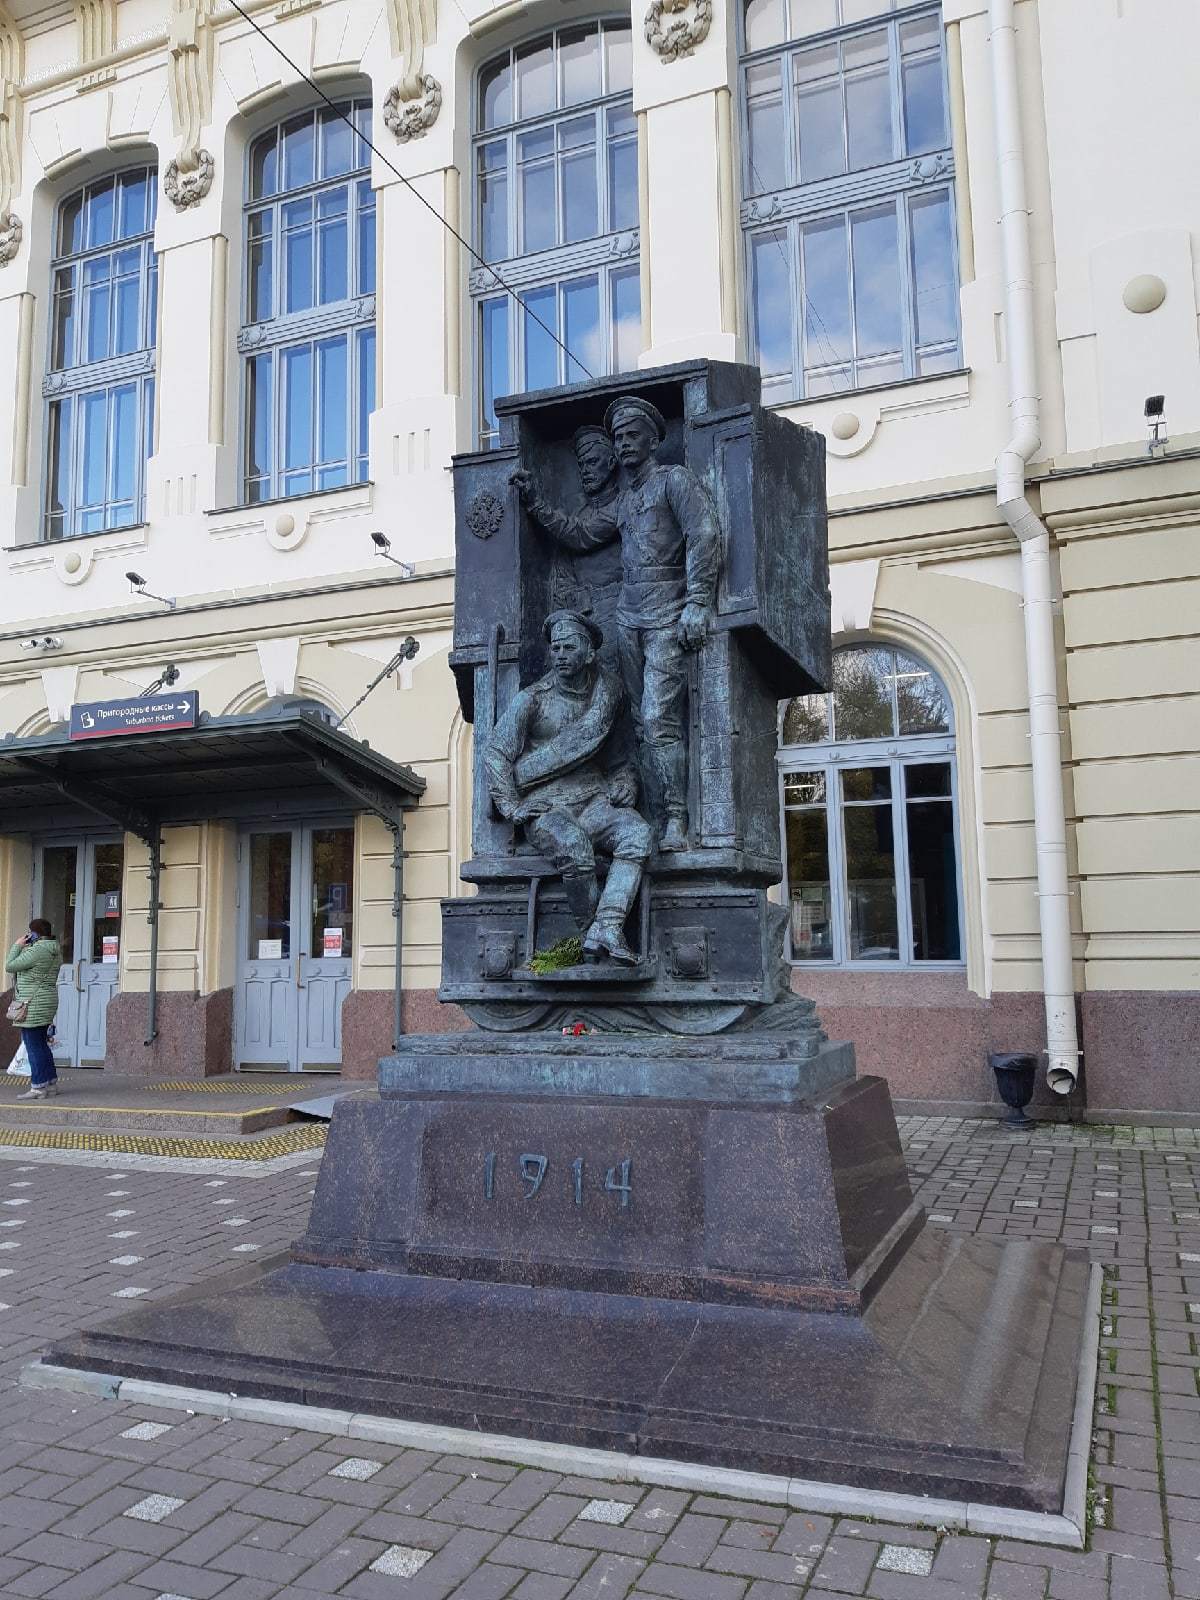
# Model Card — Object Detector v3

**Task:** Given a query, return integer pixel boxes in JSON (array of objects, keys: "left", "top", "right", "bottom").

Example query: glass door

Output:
[
  {"left": 38, "top": 843, "right": 81, "bottom": 1067},
  {"left": 298, "top": 826, "right": 354, "bottom": 1069},
  {"left": 34, "top": 836, "right": 123, "bottom": 1068},
  {"left": 78, "top": 840, "right": 124, "bottom": 1065},
  {"left": 235, "top": 822, "right": 355, "bottom": 1071},
  {"left": 236, "top": 830, "right": 299, "bottom": 1068}
]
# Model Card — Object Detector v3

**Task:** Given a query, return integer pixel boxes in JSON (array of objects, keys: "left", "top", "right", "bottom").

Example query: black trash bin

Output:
[{"left": 989, "top": 1051, "right": 1039, "bottom": 1129}]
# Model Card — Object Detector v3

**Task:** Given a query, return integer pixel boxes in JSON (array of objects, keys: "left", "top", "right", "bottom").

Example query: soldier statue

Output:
[
  {"left": 547, "top": 425, "right": 624, "bottom": 661},
  {"left": 483, "top": 610, "right": 651, "bottom": 965},
  {"left": 512, "top": 396, "right": 720, "bottom": 853}
]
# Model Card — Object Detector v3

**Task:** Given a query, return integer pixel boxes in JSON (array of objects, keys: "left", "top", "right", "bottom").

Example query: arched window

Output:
[
  {"left": 740, "top": 0, "right": 960, "bottom": 404},
  {"left": 242, "top": 100, "right": 375, "bottom": 502},
  {"left": 472, "top": 21, "right": 639, "bottom": 448},
  {"left": 45, "top": 167, "right": 158, "bottom": 539},
  {"left": 779, "top": 642, "right": 963, "bottom": 965}
]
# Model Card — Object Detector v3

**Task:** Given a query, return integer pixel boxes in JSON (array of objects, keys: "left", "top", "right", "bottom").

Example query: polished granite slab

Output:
[{"left": 46, "top": 1226, "right": 1089, "bottom": 1509}]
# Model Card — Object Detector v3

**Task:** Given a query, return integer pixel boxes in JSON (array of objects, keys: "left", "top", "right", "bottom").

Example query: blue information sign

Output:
[{"left": 68, "top": 692, "right": 199, "bottom": 741}]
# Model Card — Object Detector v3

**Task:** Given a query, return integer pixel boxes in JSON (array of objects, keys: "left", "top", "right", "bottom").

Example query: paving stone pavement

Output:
[{"left": 0, "top": 1116, "right": 1196, "bottom": 1598}]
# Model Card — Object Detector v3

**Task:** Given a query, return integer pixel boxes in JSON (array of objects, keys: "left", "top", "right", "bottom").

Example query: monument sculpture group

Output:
[{"left": 44, "top": 361, "right": 1095, "bottom": 1524}]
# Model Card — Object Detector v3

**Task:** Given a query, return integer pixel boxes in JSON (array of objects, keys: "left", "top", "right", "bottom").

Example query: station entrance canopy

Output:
[
  {"left": 0, "top": 707, "right": 425, "bottom": 834},
  {"left": 0, "top": 707, "right": 426, "bottom": 1047}
]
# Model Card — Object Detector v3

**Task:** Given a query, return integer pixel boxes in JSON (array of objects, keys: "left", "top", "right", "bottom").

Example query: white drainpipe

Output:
[{"left": 988, "top": 0, "right": 1079, "bottom": 1094}]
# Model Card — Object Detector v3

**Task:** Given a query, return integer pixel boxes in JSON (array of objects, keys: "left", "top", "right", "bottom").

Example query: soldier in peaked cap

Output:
[
  {"left": 484, "top": 609, "right": 651, "bottom": 965},
  {"left": 511, "top": 396, "right": 720, "bottom": 853},
  {"left": 602, "top": 394, "right": 668, "bottom": 441}
]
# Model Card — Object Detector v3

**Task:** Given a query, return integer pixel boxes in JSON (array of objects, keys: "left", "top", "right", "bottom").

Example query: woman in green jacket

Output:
[{"left": 5, "top": 918, "right": 62, "bottom": 1099}]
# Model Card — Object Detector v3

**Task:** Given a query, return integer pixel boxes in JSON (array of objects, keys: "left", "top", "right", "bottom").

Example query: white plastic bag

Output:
[{"left": 6, "top": 1041, "right": 30, "bottom": 1078}]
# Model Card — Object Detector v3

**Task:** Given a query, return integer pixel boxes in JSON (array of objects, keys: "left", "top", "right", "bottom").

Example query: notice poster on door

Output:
[
  {"left": 322, "top": 928, "right": 344, "bottom": 957},
  {"left": 258, "top": 939, "right": 283, "bottom": 960},
  {"left": 101, "top": 935, "right": 119, "bottom": 964},
  {"left": 103, "top": 891, "right": 120, "bottom": 918}
]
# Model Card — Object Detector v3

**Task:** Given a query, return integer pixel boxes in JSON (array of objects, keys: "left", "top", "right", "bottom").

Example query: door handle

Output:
[
  {"left": 74, "top": 960, "right": 83, "bottom": 993},
  {"left": 295, "top": 954, "right": 306, "bottom": 989}
]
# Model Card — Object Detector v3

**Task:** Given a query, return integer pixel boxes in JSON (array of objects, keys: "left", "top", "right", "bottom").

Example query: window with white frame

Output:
[
  {"left": 472, "top": 21, "right": 640, "bottom": 449},
  {"left": 44, "top": 168, "right": 158, "bottom": 540},
  {"left": 740, "top": 0, "right": 960, "bottom": 403},
  {"left": 779, "top": 642, "right": 963, "bottom": 965},
  {"left": 242, "top": 100, "right": 375, "bottom": 503}
]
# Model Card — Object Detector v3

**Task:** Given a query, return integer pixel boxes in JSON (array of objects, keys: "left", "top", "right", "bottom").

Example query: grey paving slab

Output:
[{"left": 3, "top": 1117, "right": 1197, "bottom": 1599}]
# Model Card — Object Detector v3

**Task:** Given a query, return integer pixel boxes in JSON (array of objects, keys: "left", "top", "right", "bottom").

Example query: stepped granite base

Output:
[{"left": 43, "top": 1034, "right": 1093, "bottom": 1514}]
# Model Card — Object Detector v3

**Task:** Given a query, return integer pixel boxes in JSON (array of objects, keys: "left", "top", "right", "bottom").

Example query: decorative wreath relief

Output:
[
  {"left": 644, "top": 0, "right": 713, "bottom": 62},
  {"left": 0, "top": 211, "right": 21, "bottom": 265},
  {"left": 164, "top": 149, "right": 215, "bottom": 210},
  {"left": 466, "top": 490, "right": 505, "bottom": 541},
  {"left": 383, "top": 75, "right": 443, "bottom": 143}
]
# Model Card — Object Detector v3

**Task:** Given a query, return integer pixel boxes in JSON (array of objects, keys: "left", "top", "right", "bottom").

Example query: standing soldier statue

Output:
[
  {"left": 546, "top": 426, "right": 625, "bottom": 660},
  {"left": 512, "top": 396, "right": 720, "bottom": 852},
  {"left": 484, "top": 610, "right": 651, "bottom": 965}
]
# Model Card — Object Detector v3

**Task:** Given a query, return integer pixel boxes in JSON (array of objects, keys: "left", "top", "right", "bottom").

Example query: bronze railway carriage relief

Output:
[{"left": 443, "top": 360, "right": 829, "bottom": 1035}]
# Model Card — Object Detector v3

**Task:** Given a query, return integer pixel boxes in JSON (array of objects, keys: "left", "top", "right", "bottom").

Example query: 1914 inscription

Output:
[
  {"left": 483, "top": 1151, "right": 632, "bottom": 1209},
  {"left": 416, "top": 1105, "right": 697, "bottom": 1265}
]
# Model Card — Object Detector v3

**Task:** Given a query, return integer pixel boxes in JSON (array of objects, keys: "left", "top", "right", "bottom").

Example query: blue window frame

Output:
[
  {"left": 43, "top": 168, "right": 158, "bottom": 540},
  {"left": 472, "top": 21, "right": 641, "bottom": 449},
  {"left": 779, "top": 643, "right": 964, "bottom": 966},
  {"left": 241, "top": 100, "right": 376, "bottom": 502},
  {"left": 740, "top": 0, "right": 960, "bottom": 403}
]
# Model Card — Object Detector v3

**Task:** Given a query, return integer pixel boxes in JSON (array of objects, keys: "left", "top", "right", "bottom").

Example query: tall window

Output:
[
  {"left": 473, "top": 21, "right": 640, "bottom": 449},
  {"left": 242, "top": 100, "right": 375, "bottom": 502},
  {"left": 779, "top": 642, "right": 962, "bottom": 965},
  {"left": 44, "top": 169, "right": 158, "bottom": 540},
  {"left": 740, "top": 0, "right": 960, "bottom": 403}
]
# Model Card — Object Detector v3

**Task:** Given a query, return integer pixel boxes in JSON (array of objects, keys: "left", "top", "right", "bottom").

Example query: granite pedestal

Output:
[{"left": 44, "top": 1033, "right": 1092, "bottom": 1514}]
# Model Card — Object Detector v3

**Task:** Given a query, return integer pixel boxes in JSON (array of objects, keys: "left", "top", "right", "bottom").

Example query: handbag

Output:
[{"left": 4, "top": 999, "right": 28, "bottom": 1025}]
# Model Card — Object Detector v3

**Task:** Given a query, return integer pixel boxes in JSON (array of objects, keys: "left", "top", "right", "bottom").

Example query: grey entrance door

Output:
[
  {"left": 35, "top": 837, "right": 123, "bottom": 1068},
  {"left": 235, "top": 822, "right": 354, "bottom": 1072}
]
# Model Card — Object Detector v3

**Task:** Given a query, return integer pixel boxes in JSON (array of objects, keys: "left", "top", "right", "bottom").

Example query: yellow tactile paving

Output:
[
  {"left": 144, "top": 1079, "right": 314, "bottom": 1094},
  {"left": 0, "top": 1077, "right": 303, "bottom": 1098},
  {"left": 0, "top": 1102, "right": 286, "bottom": 1119},
  {"left": 0, "top": 1124, "right": 327, "bottom": 1159}
]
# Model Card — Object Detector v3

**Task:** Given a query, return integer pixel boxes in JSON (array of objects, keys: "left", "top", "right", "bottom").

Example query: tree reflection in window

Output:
[
  {"left": 788, "top": 643, "right": 950, "bottom": 743},
  {"left": 779, "top": 642, "right": 960, "bottom": 965}
]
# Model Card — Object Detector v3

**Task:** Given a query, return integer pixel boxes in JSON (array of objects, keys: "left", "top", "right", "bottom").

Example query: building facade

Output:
[{"left": 0, "top": 0, "right": 1196, "bottom": 1115}]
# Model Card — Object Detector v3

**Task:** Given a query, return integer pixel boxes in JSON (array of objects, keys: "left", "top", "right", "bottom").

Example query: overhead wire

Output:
[{"left": 223, "top": 0, "right": 595, "bottom": 381}]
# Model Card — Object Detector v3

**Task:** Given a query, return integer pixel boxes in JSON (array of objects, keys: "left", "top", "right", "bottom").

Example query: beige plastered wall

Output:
[
  {"left": 1045, "top": 455, "right": 1200, "bottom": 996},
  {"left": 826, "top": 483, "right": 1082, "bottom": 1005}
]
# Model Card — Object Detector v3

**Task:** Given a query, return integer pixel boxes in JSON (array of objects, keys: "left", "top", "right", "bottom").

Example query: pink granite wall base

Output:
[
  {"left": 1082, "top": 992, "right": 1200, "bottom": 1117},
  {"left": 341, "top": 988, "right": 470, "bottom": 1080},
  {"left": 791, "top": 970, "right": 1075, "bottom": 1112},
  {"left": 103, "top": 990, "right": 234, "bottom": 1078}
]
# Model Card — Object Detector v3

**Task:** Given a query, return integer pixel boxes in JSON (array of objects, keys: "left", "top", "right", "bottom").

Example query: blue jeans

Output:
[{"left": 20, "top": 1027, "right": 57, "bottom": 1087}]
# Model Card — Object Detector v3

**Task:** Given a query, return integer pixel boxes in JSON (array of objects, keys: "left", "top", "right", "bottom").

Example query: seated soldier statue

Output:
[{"left": 484, "top": 610, "right": 651, "bottom": 965}]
